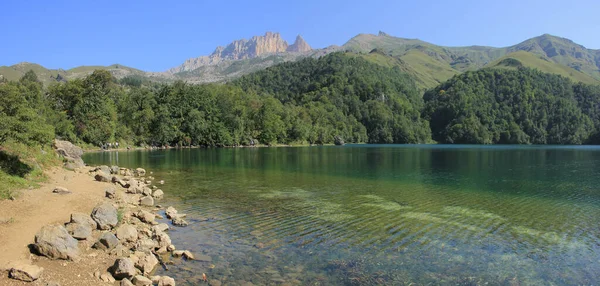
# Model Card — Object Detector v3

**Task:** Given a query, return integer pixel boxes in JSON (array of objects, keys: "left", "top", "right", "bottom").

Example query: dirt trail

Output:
[{"left": 0, "top": 167, "right": 112, "bottom": 285}]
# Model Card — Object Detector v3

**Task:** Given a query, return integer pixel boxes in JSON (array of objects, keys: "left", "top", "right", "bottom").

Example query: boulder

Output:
[
  {"left": 9, "top": 262, "right": 44, "bottom": 282},
  {"left": 64, "top": 157, "right": 85, "bottom": 170},
  {"left": 134, "top": 168, "right": 146, "bottom": 177},
  {"left": 91, "top": 202, "right": 118, "bottom": 230},
  {"left": 105, "top": 187, "right": 116, "bottom": 199},
  {"left": 133, "top": 238, "right": 157, "bottom": 252},
  {"left": 110, "top": 258, "right": 137, "bottom": 280},
  {"left": 65, "top": 222, "right": 92, "bottom": 240},
  {"left": 33, "top": 225, "right": 79, "bottom": 260},
  {"left": 116, "top": 224, "right": 138, "bottom": 242},
  {"left": 52, "top": 186, "right": 71, "bottom": 194},
  {"left": 172, "top": 250, "right": 184, "bottom": 258},
  {"left": 154, "top": 223, "right": 169, "bottom": 233},
  {"left": 152, "top": 189, "right": 164, "bottom": 199},
  {"left": 135, "top": 210, "right": 155, "bottom": 224},
  {"left": 167, "top": 245, "right": 176, "bottom": 252},
  {"left": 95, "top": 172, "right": 112, "bottom": 183},
  {"left": 132, "top": 275, "right": 152, "bottom": 286},
  {"left": 165, "top": 206, "right": 178, "bottom": 219},
  {"left": 142, "top": 187, "right": 153, "bottom": 196},
  {"left": 110, "top": 165, "right": 120, "bottom": 174},
  {"left": 134, "top": 252, "right": 159, "bottom": 275},
  {"left": 94, "top": 232, "right": 119, "bottom": 250},
  {"left": 70, "top": 213, "right": 97, "bottom": 229},
  {"left": 154, "top": 232, "right": 172, "bottom": 248},
  {"left": 140, "top": 196, "right": 154, "bottom": 206},
  {"left": 158, "top": 276, "right": 176, "bottom": 286},
  {"left": 98, "top": 165, "right": 112, "bottom": 175},
  {"left": 121, "top": 278, "right": 135, "bottom": 286},
  {"left": 53, "top": 139, "right": 84, "bottom": 162},
  {"left": 171, "top": 216, "right": 188, "bottom": 227}
]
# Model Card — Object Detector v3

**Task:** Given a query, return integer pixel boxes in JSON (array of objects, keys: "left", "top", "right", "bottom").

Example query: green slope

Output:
[
  {"left": 0, "top": 63, "right": 146, "bottom": 85},
  {"left": 487, "top": 51, "right": 599, "bottom": 85}
]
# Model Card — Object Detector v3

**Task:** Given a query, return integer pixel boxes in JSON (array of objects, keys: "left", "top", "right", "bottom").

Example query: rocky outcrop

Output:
[
  {"left": 287, "top": 35, "right": 312, "bottom": 52},
  {"left": 53, "top": 139, "right": 85, "bottom": 169},
  {"left": 91, "top": 203, "right": 118, "bottom": 230},
  {"left": 33, "top": 225, "right": 80, "bottom": 260}
]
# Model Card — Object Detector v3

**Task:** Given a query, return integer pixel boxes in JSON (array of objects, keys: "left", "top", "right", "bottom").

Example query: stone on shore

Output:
[
  {"left": 94, "top": 232, "right": 119, "bottom": 250},
  {"left": 65, "top": 222, "right": 92, "bottom": 240},
  {"left": 52, "top": 186, "right": 71, "bottom": 194},
  {"left": 132, "top": 275, "right": 152, "bottom": 286},
  {"left": 9, "top": 262, "right": 44, "bottom": 282},
  {"left": 183, "top": 250, "right": 195, "bottom": 260},
  {"left": 116, "top": 224, "right": 138, "bottom": 242},
  {"left": 158, "top": 276, "right": 176, "bottom": 286},
  {"left": 154, "top": 223, "right": 169, "bottom": 233},
  {"left": 33, "top": 225, "right": 80, "bottom": 260},
  {"left": 91, "top": 202, "right": 118, "bottom": 230},
  {"left": 121, "top": 278, "right": 135, "bottom": 286},
  {"left": 134, "top": 168, "right": 146, "bottom": 177},
  {"left": 110, "top": 257, "right": 137, "bottom": 280},
  {"left": 140, "top": 196, "right": 154, "bottom": 206},
  {"left": 135, "top": 210, "right": 155, "bottom": 224},
  {"left": 94, "top": 172, "right": 112, "bottom": 183},
  {"left": 134, "top": 252, "right": 159, "bottom": 275},
  {"left": 70, "top": 213, "right": 97, "bottom": 229},
  {"left": 152, "top": 189, "right": 164, "bottom": 199},
  {"left": 54, "top": 139, "right": 85, "bottom": 169},
  {"left": 110, "top": 165, "right": 120, "bottom": 174}
]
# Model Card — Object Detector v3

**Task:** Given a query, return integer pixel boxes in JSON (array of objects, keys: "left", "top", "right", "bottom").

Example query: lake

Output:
[{"left": 84, "top": 145, "right": 600, "bottom": 285}]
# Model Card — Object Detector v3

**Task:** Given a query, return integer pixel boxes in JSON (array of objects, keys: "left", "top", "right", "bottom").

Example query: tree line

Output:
[{"left": 2, "top": 52, "right": 600, "bottom": 149}]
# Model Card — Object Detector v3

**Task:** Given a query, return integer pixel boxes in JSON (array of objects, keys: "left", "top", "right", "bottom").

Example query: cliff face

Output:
[
  {"left": 287, "top": 35, "right": 312, "bottom": 52},
  {"left": 168, "top": 32, "right": 311, "bottom": 73}
]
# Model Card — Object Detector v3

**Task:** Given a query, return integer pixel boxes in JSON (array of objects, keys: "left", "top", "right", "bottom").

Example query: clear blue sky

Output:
[{"left": 1, "top": 0, "right": 599, "bottom": 71}]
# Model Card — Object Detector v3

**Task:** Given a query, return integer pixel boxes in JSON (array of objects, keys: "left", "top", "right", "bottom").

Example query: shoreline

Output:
[{"left": 0, "top": 154, "right": 187, "bottom": 285}]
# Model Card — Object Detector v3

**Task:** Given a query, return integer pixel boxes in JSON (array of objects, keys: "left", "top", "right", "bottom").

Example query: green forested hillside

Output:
[{"left": 423, "top": 68, "right": 600, "bottom": 144}]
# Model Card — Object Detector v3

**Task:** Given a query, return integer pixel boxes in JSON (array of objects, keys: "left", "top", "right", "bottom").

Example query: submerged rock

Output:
[
  {"left": 171, "top": 216, "right": 188, "bottom": 227},
  {"left": 33, "top": 225, "right": 79, "bottom": 260}
]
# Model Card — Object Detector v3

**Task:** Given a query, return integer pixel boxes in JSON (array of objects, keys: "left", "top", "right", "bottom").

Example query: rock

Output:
[
  {"left": 141, "top": 187, "right": 153, "bottom": 196},
  {"left": 154, "top": 232, "right": 172, "bottom": 248},
  {"left": 94, "top": 232, "right": 119, "bottom": 250},
  {"left": 116, "top": 224, "right": 138, "bottom": 242},
  {"left": 98, "top": 165, "right": 112, "bottom": 175},
  {"left": 70, "top": 213, "right": 97, "bottom": 229},
  {"left": 110, "top": 244, "right": 131, "bottom": 257},
  {"left": 140, "top": 196, "right": 154, "bottom": 206},
  {"left": 110, "top": 165, "right": 120, "bottom": 174},
  {"left": 158, "top": 276, "right": 176, "bottom": 286},
  {"left": 154, "top": 223, "right": 169, "bottom": 233},
  {"left": 152, "top": 189, "right": 164, "bottom": 199},
  {"left": 183, "top": 250, "right": 195, "bottom": 260},
  {"left": 134, "top": 238, "right": 157, "bottom": 252},
  {"left": 165, "top": 206, "right": 178, "bottom": 219},
  {"left": 105, "top": 187, "right": 116, "bottom": 199},
  {"left": 135, "top": 210, "right": 155, "bottom": 224},
  {"left": 100, "top": 272, "right": 116, "bottom": 283},
  {"left": 121, "top": 278, "right": 135, "bottom": 286},
  {"left": 53, "top": 140, "right": 85, "bottom": 168},
  {"left": 167, "top": 245, "right": 176, "bottom": 252},
  {"left": 65, "top": 222, "right": 92, "bottom": 240},
  {"left": 134, "top": 168, "right": 146, "bottom": 177},
  {"left": 33, "top": 225, "right": 79, "bottom": 260},
  {"left": 52, "top": 186, "right": 71, "bottom": 194},
  {"left": 171, "top": 216, "right": 188, "bottom": 227},
  {"left": 134, "top": 252, "right": 159, "bottom": 275},
  {"left": 91, "top": 202, "right": 118, "bottom": 230},
  {"left": 172, "top": 250, "right": 184, "bottom": 257},
  {"left": 110, "top": 258, "right": 137, "bottom": 280},
  {"left": 334, "top": 135, "right": 345, "bottom": 146},
  {"left": 159, "top": 180, "right": 165, "bottom": 185},
  {"left": 132, "top": 275, "right": 152, "bottom": 286},
  {"left": 9, "top": 263, "right": 44, "bottom": 282},
  {"left": 94, "top": 172, "right": 112, "bottom": 182}
]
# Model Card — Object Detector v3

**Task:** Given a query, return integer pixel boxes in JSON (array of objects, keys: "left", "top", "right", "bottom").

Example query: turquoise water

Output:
[{"left": 84, "top": 145, "right": 600, "bottom": 285}]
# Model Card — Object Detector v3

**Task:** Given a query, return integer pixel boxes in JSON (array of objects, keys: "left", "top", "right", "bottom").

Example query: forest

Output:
[{"left": 2, "top": 52, "right": 600, "bottom": 150}]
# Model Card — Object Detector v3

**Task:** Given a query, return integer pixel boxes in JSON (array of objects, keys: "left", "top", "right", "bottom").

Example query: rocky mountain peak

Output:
[{"left": 287, "top": 35, "right": 312, "bottom": 52}]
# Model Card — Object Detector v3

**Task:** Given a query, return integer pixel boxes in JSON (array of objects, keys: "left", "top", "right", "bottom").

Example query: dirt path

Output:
[{"left": 0, "top": 167, "right": 112, "bottom": 285}]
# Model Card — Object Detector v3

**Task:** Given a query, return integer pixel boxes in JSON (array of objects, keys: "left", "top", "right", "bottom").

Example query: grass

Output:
[
  {"left": 0, "top": 140, "right": 61, "bottom": 200},
  {"left": 488, "top": 51, "right": 600, "bottom": 85}
]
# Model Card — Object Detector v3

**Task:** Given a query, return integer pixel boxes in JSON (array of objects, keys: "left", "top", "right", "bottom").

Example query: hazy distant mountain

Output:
[{"left": 1, "top": 32, "right": 599, "bottom": 88}]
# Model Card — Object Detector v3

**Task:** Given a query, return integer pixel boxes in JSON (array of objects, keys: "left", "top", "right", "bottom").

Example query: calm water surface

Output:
[{"left": 84, "top": 145, "right": 600, "bottom": 285}]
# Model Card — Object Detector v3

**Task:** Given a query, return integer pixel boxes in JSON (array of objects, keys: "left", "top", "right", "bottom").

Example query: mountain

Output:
[
  {"left": 0, "top": 62, "right": 146, "bottom": 85},
  {"left": 287, "top": 35, "right": 312, "bottom": 52},
  {"left": 343, "top": 33, "right": 600, "bottom": 89}
]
